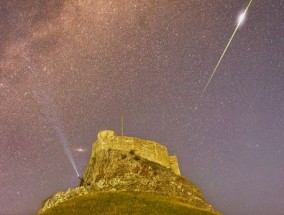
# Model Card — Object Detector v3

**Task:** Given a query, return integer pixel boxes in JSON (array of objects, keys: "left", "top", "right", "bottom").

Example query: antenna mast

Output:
[{"left": 121, "top": 115, "right": 124, "bottom": 136}]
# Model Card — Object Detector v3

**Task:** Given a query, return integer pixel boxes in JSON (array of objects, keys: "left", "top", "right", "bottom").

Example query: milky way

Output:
[{"left": 0, "top": 1, "right": 283, "bottom": 215}]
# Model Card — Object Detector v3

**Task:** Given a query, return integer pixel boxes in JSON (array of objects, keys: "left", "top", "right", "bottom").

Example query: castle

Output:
[
  {"left": 91, "top": 130, "right": 180, "bottom": 175},
  {"left": 38, "top": 130, "right": 221, "bottom": 215}
]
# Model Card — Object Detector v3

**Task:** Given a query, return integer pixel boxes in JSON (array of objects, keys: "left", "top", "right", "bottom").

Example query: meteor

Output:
[
  {"left": 197, "top": 0, "right": 254, "bottom": 101},
  {"left": 238, "top": 11, "right": 246, "bottom": 26}
]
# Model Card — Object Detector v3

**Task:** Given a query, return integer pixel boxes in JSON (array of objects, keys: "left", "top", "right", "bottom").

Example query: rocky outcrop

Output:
[
  {"left": 39, "top": 187, "right": 90, "bottom": 213},
  {"left": 83, "top": 149, "right": 213, "bottom": 209}
]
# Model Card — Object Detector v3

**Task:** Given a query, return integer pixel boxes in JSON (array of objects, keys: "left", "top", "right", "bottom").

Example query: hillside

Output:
[{"left": 39, "top": 192, "right": 218, "bottom": 215}]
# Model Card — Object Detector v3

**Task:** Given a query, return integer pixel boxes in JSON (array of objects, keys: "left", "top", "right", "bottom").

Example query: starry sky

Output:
[{"left": 0, "top": 0, "right": 283, "bottom": 214}]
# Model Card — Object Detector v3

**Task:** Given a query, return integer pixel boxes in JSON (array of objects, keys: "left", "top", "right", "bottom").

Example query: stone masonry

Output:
[{"left": 93, "top": 130, "right": 181, "bottom": 175}]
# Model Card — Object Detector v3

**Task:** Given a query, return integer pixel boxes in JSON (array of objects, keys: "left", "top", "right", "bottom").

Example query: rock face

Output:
[{"left": 38, "top": 130, "right": 220, "bottom": 214}]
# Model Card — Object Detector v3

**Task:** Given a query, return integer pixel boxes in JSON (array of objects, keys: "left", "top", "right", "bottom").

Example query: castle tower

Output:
[{"left": 89, "top": 130, "right": 180, "bottom": 175}]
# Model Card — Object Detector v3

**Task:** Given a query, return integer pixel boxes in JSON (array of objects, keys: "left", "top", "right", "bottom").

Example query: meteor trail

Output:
[{"left": 197, "top": 0, "right": 254, "bottom": 102}]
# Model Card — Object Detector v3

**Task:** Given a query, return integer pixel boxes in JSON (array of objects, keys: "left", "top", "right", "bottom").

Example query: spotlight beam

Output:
[{"left": 197, "top": 0, "right": 254, "bottom": 102}]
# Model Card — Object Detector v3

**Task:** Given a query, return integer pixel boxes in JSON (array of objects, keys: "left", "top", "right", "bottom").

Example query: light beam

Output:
[
  {"left": 22, "top": 46, "right": 80, "bottom": 178},
  {"left": 197, "top": 0, "right": 254, "bottom": 102}
]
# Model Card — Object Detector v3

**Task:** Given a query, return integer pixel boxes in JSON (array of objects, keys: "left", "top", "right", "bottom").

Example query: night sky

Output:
[{"left": 0, "top": 1, "right": 283, "bottom": 214}]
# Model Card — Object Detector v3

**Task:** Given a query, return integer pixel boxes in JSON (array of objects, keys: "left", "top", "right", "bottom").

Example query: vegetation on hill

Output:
[{"left": 38, "top": 191, "right": 218, "bottom": 215}]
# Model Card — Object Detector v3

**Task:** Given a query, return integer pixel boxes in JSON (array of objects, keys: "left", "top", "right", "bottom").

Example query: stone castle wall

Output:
[
  {"left": 169, "top": 156, "right": 181, "bottom": 175},
  {"left": 92, "top": 130, "right": 180, "bottom": 175}
]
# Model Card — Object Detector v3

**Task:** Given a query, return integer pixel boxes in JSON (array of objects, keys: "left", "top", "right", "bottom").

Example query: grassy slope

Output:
[{"left": 39, "top": 191, "right": 217, "bottom": 215}]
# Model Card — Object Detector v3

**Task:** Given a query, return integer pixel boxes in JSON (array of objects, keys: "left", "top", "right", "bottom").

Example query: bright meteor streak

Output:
[
  {"left": 198, "top": 0, "right": 254, "bottom": 101},
  {"left": 238, "top": 11, "right": 246, "bottom": 26}
]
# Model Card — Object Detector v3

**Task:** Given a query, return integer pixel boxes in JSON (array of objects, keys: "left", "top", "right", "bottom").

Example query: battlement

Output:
[{"left": 92, "top": 130, "right": 180, "bottom": 175}]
